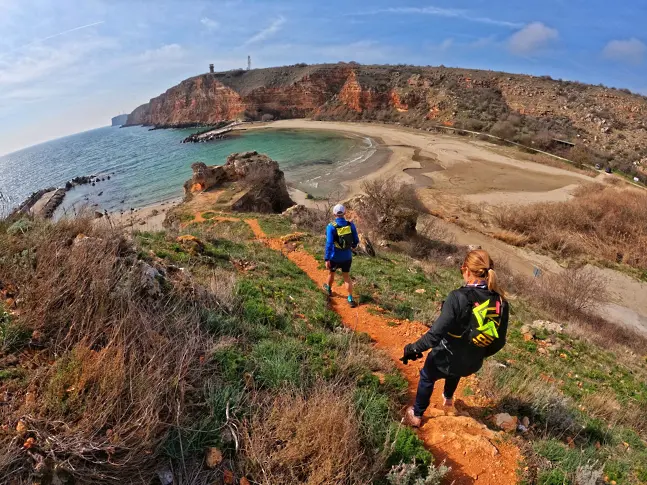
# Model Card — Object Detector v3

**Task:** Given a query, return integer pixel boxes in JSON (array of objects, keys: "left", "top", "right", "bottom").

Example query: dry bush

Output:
[
  {"left": 491, "top": 230, "right": 529, "bottom": 247},
  {"left": 494, "top": 185, "right": 647, "bottom": 270},
  {"left": 355, "top": 177, "right": 424, "bottom": 241},
  {"left": 288, "top": 203, "right": 334, "bottom": 234},
  {"left": 0, "top": 217, "right": 215, "bottom": 483},
  {"left": 497, "top": 261, "right": 647, "bottom": 352},
  {"left": 398, "top": 218, "right": 460, "bottom": 262},
  {"left": 531, "top": 267, "right": 608, "bottom": 319},
  {"left": 242, "top": 385, "right": 370, "bottom": 484}
]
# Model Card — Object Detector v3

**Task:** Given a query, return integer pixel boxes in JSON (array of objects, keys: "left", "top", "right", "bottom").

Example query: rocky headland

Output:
[{"left": 125, "top": 63, "right": 647, "bottom": 178}]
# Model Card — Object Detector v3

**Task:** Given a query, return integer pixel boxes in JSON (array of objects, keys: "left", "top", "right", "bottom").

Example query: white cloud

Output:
[
  {"left": 602, "top": 38, "right": 646, "bottom": 65},
  {"left": 243, "top": 16, "right": 286, "bottom": 46},
  {"left": 508, "top": 22, "right": 558, "bottom": 55},
  {"left": 0, "top": 37, "right": 116, "bottom": 87},
  {"left": 359, "top": 6, "right": 523, "bottom": 29},
  {"left": 427, "top": 38, "right": 454, "bottom": 52},
  {"left": 200, "top": 16, "right": 219, "bottom": 31},
  {"left": 136, "top": 43, "right": 185, "bottom": 63}
]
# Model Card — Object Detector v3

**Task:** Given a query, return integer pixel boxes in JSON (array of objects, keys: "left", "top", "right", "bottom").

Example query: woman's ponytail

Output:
[
  {"left": 487, "top": 268, "right": 506, "bottom": 300},
  {"left": 463, "top": 249, "right": 507, "bottom": 300}
]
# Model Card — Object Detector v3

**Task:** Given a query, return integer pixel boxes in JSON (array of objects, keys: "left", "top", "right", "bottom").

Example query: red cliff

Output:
[{"left": 126, "top": 63, "right": 647, "bottom": 176}]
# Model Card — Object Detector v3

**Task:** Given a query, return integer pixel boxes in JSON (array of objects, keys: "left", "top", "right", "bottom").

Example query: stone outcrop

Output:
[
  {"left": 127, "top": 63, "right": 647, "bottom": 173},
  {"left": 184, "top": 151, "right": 294, "bottom": 214},
  {"left": 111, "top": 114, "right": 128, "bottom": 127}
]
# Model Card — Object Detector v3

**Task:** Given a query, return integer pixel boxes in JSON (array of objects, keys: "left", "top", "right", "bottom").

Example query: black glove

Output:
[{"left": 400, "top": 343, "right": 423, "bottom": 365}]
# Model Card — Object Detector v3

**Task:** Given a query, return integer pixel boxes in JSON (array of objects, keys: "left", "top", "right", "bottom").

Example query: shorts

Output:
[{"left": 329, "top": 260, "right": 352, "bottom": 273}]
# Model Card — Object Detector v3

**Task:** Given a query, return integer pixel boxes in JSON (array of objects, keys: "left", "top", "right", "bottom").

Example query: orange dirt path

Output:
[{"left": 241, "top": 219, "right": 521, "bottom": 484}]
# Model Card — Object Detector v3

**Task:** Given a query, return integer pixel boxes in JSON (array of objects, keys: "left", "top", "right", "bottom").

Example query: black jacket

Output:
[{"left": 412, "top": 286, "right": 509, "bottom": 377}]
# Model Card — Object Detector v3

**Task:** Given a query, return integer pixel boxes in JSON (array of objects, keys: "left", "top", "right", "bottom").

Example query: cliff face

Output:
[
  {"left": 111, "top": 114, "right": 128, "bottom": 127},
  {"left": 127, "top": 63, "right": 647, "bottom": 172}
]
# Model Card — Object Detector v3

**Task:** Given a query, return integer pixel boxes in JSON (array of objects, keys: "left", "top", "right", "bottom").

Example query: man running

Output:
[{"left": 323, "top": 204, "right": 359, "bottom": 307}]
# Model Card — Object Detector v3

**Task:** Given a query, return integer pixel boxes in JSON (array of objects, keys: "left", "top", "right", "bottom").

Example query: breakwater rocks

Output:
[
  {"left": 14, "top": 174, "right": 111, "bottom": 218},
  {"left": 181, "top": 121, "right": 236, "bottom": 143}
]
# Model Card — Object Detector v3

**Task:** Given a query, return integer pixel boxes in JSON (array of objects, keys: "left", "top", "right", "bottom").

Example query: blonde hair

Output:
[{"left": 463, "top": 249, "right": 507, "bottom": 300}]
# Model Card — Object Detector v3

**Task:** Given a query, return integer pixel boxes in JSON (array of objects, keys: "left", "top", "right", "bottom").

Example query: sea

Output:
[{"left": 0, "top": 125, "right": 377, "bottom": 216}]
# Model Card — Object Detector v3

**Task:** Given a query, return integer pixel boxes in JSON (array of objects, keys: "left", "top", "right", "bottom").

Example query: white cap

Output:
[{"left": 333, "top": 204, "right": 346, "bottom": 216}]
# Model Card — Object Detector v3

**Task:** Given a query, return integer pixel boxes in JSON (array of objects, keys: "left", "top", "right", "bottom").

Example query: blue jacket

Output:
[{"left": 325, "top": 218, "right": 359, "bottom": 262}]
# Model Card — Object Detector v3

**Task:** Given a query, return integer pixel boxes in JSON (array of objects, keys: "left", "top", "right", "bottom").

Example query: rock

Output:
[
  {"left": 415, "top": 288, "right": 426, "bottom": 294},
  {"left": 223, "top": 469, "right": 234, "bottom": 484},
  {"left": 16, "top": 420, "right": 27, "bottom": 434},
  {"left": 183, "top": 152, "right": 294, "bottom": 213},
  {"left": 280, "top": 232, "right": 307, "bottom": 243},
  {"left": 157, "top": 468, "right": 174, "bottom": 485},
  {"left": 531, "top": 320, "right": 564, "bottom": 333},
  {"left": 467, "top": 244, "right": 482, "bottom": 251},
  {"left": 176, "top": 235, "right": 205, "bottom": 255},
  {"left": 138, "top": 262, "right": 163, "bottom": 298},
  {"left": 240, "top": 478, "right": 251, "bottom": 485},
  {"left": 521, "top": 416, "right": 530, "bottom": 427},
  {"left": 494, "top": 413, "right": 518, "bottom": 433},
  {"left": 94, "top": 211, "right": 104, "bottom": 219},
  {"left": 356, "top": 233, "right": 376, "bottom": 257},
  {"left": 205, "top": 447, "right": 223, "bottom": 468}
]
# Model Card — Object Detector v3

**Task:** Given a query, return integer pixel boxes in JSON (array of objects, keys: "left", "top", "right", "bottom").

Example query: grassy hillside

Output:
[
  {"left": 0, "top": 214, "right": 442, "bottom": 484},
  {"left": 2, "top": 197, "right": 647, "bottom": 484}
]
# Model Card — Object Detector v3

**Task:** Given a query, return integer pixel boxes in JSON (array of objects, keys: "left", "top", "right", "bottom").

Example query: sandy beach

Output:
[{"left": 240, "top": 120, "right": 593, "bottom": 203}]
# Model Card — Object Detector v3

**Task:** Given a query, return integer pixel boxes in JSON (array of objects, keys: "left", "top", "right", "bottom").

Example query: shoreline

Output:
[{"left": 238, "top": 120, "right": 594, "bottom": 202}]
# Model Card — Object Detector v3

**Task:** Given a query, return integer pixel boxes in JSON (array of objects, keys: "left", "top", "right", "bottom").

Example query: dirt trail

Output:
[{"left": 237, "top": 218, "right": 521, "bottom": 484}]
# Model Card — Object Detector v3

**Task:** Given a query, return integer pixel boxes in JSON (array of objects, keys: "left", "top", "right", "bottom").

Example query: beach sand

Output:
[{"left": 240, "top": 120, "right": 592, "bottom": 204}]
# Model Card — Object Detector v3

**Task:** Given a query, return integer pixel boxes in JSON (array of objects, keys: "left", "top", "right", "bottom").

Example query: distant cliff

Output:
[
  {"left": 126, "top": 63, "right": 647, "bottom": 175},
  {"left": 111, "top": 114, "right": 129, "bottom": 127}
]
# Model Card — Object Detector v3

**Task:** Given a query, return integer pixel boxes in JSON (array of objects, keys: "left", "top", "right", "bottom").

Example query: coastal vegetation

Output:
[
  {"left": 491, "top": 184, "right": 647, "bottom": 279},
  {"left": 2, "top": 163, "right": 647, "bottom": 484}
]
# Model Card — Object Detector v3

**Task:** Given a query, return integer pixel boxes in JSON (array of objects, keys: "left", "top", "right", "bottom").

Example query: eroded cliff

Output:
[{"left": 127, "top": 63, "right": 647, "bottom": 175}]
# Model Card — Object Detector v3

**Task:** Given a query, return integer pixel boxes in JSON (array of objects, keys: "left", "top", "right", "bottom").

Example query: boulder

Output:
[
  {"left": 176, "top": 234, "right": 205, "bottom": 255},
  {"left": 184, "top": 152, "right": 294, "bottom": 214},
  {"left": 531, "top": 320, "right": 564, "bottom": 333},
  {"left": 494, "top": 413, "right": 518, "bottom": 433},
  {"left": 283, "top": 204, "right": 313, "bottom": 225},
  {"left": 356, "top": 233, "right": 376, "bottom": 257}
]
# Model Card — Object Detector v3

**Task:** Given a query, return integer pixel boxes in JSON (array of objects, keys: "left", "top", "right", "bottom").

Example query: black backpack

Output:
[
  {"left": 454, "top": 288, "right": 503, "bottom": 348},
  {"left": 330, "top": 221, "right": 354, "bottom": 250}
]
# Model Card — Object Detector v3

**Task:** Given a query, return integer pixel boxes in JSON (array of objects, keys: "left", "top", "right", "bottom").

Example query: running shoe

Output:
[
  {"left": 348, "top": 296, "right": 357, "bottom": 308},
  {"left": 322, "top": 283, "right": 332, "bottom": 296}
]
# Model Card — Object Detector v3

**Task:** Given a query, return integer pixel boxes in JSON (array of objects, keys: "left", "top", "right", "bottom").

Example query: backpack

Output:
[
  {"left": 456, "top": 288, "right": 503, "bottom": 348},
  {"left": 330, "top": 221, "right": 354, "bottom": 250}
]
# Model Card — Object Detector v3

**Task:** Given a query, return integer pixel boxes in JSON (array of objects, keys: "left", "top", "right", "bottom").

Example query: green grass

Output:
[
  {"left": 137, "top": 220, "right": 428, "bottom": 477},
  {"left": 0, "top": 309, "right": 30, "bottom": 353}
]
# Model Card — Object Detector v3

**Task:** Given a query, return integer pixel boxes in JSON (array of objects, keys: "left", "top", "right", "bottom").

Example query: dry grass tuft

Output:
[
  {"left": 242, "top": 385, "right": 370, "bottom": 485},
  {"left": 0, "top": 216, "right": 215, "bottom": 483},
  {"left": 491, "top": 230, "right": 530, "bottom": 247},
  {"left": 494, "top": 185, "right": 647, "bottom": 270}
]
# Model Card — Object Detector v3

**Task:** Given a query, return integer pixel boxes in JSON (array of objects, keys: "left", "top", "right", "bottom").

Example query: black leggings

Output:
[{"left": 413, "top": 364, "right": 461, "bottom": 417}]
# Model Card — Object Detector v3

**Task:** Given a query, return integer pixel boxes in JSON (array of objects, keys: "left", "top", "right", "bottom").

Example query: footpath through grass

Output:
[
  {"left": 293, "top": 225, "right": 647, "bottom": 485},
  {"left": 136, "top": 216, "right": 442, "bottom": 483}
]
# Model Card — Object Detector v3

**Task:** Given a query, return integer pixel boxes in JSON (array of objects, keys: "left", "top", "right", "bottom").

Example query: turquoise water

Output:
[{"left": 0, "top": 126, "right": 375, "bottom": 215}]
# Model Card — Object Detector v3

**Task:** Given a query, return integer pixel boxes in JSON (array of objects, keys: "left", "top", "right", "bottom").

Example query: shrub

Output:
[
  {"left": 242, "top": 387, "right": 371, "bottom": 484},
  {"left": 387, "top": 461, "right": 451, "bottom": 485},
  {"left": 490, "top": 120, "right": 517, "bottom": 140},
  {"left": 355, "top": 177, "right": 424, "bottom": 241}
]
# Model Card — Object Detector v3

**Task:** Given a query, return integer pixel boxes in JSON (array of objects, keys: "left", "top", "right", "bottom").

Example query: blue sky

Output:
[{"left": 1, "top": 0, "right": 646, "bottom": 155}]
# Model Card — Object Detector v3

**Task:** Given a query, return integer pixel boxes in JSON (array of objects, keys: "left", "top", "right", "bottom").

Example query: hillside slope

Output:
[{"left": 127, "top": 63, "right": 647, "bottom": 175}]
